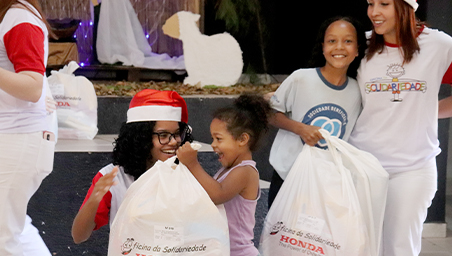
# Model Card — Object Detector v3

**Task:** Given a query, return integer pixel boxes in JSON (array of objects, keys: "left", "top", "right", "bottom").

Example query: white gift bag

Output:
[
  {"left": 47, "top": 61, "right": 98, "bottom": 140},
  {"left": 259, "top": 129, "right": 387, "bottom": 256},
  {"left": 319, "top": 130, "right": 388, "bottom": 256},
  {"left": 108, "top": 156, "right": 230, "bottom": 256}
]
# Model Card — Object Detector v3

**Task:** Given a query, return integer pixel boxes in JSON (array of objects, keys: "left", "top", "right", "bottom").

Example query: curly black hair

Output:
[
  {"left": 213, "top": 92, "right": 272, "bottom": 151},
  {"left": 112, "top": 121, "right": 192, "bottom": 180},
  {"left": 308, "top": 16, "right": 367, "bottom": 79}
]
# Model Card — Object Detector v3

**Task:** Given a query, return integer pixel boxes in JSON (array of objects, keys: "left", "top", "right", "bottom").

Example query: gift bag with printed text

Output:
[
  {"left": 47, "top": 61, "right": 98, "bottom": 139},
  {"left": 259, "top": 130, "right": 388, "bottom": 256},
  {"left": 108, "top": 156, "right": 230, "bottom": 256}
]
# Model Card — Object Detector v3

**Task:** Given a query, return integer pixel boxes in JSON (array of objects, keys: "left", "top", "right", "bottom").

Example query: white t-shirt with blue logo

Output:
[{"left": 269, "top": 68, "right": 362, "bottom": 179}]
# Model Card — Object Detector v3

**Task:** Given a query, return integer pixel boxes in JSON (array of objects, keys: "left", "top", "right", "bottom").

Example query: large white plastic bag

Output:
[
  {"left": 259, "top": 132, "right": 370, "bottom": 256},
  {"left": 108, "top": 156, "right": 230, "bottom": 256},
  {"left": 47, "top": 61, "right": 98, "bottom": 140},
  {"left": 320, "top": 130, "right": 388, "bottom": 256}
]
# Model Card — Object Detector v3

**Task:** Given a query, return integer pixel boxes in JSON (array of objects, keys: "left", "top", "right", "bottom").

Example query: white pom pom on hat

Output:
[{"left": 404, "top": 0, "right": 418, "bottom": 11}]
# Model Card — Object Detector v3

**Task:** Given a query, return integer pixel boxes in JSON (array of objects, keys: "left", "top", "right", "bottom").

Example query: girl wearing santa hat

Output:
[
  {"left": 348, "top": 0, "right": 452, "bottom": 255},
  {"left": 71, "top": 89, "right": 193, "bottom": 245}
]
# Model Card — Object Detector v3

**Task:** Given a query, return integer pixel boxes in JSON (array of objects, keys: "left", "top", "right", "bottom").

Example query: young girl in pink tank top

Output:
[{"left": 177, "top": 93, "right": 271, "bottom": 256}]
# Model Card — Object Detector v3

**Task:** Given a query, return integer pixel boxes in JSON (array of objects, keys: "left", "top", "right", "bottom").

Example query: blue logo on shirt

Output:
[{"left": 302, "top": 103, "right": 348, "bottom": 148}]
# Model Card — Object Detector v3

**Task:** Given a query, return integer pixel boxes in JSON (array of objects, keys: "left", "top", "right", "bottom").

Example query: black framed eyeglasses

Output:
[{"left": 152, "top": 131, "right": 184, "bottom": 145}]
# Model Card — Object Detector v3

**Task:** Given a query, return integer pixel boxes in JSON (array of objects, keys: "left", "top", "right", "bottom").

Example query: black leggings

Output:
[{"left": 267, "top": 170, "right": 284, "bottom": 209}]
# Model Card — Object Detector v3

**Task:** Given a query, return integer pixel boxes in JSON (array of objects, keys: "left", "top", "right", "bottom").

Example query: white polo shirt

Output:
[{"left": 0, "top": 2, "right": 48, "bottom": 133}]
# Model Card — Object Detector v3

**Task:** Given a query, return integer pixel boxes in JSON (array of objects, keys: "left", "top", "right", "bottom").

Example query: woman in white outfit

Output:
[
  {"left": 0, "top": 1, "right": 55, "bottom": 255},
  {"left": 349, "top": 0, "right": 452, "bottom": 255}
]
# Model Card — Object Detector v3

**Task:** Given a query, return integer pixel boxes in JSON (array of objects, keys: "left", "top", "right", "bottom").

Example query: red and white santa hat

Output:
[
  {"left": 127, "top": 89, "right": 188, "bottom": 123},
  {"left": 404, "top": 0, "right": 418, "bottom": 11}
]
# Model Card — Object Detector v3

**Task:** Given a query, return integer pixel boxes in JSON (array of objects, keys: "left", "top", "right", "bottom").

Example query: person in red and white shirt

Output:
[
  {"left": 0, "top": 1, "right": 55, "bottom": 255},
  {"left": 349, "top": 0, "right": 452, "bottom": 255},
  {"left": 71, "top": 89, "right": 193, "bottom": 244}
]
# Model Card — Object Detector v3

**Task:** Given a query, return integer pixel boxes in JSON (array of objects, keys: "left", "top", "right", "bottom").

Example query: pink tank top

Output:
[{"left": 213, "top": 160, "right": 260, "bottom": 256}]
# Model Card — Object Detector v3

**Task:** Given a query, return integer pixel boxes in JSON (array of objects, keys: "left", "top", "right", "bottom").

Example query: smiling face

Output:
[
  {"left": 210, "top": 118, "right": 244, "bottom": 169},
  {"left": 322, "top": 20, "right": 359, "bottom": 72},
  {"left": 367, "top": 0, "right": 397, "bottom": 44},
  {"left": 150, "top": 121, "right": 181, "bottom": 164}
]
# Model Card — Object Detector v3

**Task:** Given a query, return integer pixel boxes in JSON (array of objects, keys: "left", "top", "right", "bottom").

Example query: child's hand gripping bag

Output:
[
  {"left": 107, "top": 155, "right": 230, "bottom": 256},
  {"left": 259, "top": 130, "right": 371, "bottom": 256},
  {"left": 47, "top": 61, "right": 98, "bottom": 140}
]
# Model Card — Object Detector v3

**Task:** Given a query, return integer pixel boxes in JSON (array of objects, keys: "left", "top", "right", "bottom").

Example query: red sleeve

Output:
[
  {"left": 3, "top": 22, "right": 45, "bottom": 75},
  {"left": 80, "top": 172, "right": 112, "bottom": 230},
  {"left": 442, "top": 62, "right": 452, "bottom": 85}
]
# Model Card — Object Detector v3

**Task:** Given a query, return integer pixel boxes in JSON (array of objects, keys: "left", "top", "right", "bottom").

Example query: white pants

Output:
[
  {"left": 382, "top": 164, "right": 437, "bottom": 256},
  {"left": 0, "top": 132, "right": 55, "bottom": 256},
  {"left": 20, "top": 215, "right": 51, "bottom": 256}
]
